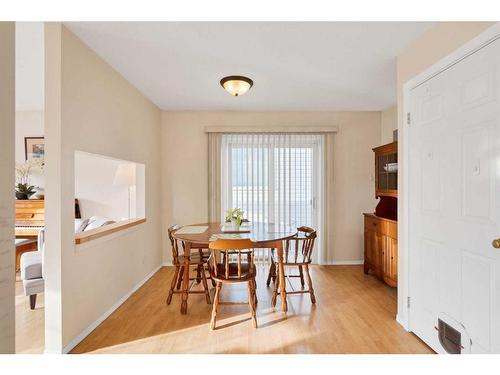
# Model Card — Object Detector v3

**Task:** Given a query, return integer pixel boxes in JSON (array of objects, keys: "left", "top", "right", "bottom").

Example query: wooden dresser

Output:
[{"left": 363, "top": 141, "right": 398, "bottom": 287}]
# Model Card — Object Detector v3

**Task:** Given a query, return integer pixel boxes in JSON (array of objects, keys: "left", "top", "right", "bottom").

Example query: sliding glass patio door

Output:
[{"left": 220, "top": 133, "right": 324, "bottom": 263}]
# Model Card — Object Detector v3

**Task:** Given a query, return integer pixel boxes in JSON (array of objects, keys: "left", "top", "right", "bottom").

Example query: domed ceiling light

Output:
[{"left": 220, "top": 75, "right": 253, "bottom": 96}]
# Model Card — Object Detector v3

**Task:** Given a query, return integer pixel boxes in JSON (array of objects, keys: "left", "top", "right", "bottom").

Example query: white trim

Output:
[
  {"left": 399, "top": 22, "right": 500, "bottom": 332},
  {"left": 396, "top": 314, "right": 409, "bottom": 332},
  {"left": 204, "top": 126, "right": 339, "bottom": 134},
  {"left": 322, "top": 260, "right": 364, "bottom": 266},
  {"left": 61, "top": 263, "right": 163, "bottom": 354}
]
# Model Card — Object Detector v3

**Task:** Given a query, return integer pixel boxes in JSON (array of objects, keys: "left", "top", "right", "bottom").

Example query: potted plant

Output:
[
  {"left": 225, "top": 208, "right": 244, "bottom": 229},
  {"left": 15, "top": 160, "right": 42, "bottom": 200}
]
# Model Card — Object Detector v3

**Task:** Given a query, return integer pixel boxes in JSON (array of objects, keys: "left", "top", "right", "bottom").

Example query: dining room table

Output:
[{"left": 172, "top": 222, "right": 298, "bottom": 314}]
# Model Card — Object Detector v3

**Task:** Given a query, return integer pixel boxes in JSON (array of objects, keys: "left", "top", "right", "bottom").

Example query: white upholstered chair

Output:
[{"left": 20, "top": 228, "right": 45, "bottom": 309}]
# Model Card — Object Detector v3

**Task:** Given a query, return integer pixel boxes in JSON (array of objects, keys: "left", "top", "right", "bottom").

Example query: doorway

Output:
[{"left": 14, "top": 21, "right": 45, "bottom": 354}]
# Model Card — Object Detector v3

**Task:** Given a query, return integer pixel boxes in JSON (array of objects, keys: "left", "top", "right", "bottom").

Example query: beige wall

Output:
[
  {"left": 0, "top": 22, "right": 15, "bottom": 354},
  {"left": 380, "top": 105, "right": 397, "bottom": 145},
  {"left": 396, "top": 21, "right": 496, "bottom": 325},
  {"left": 45, "top": 24, "right": 162, "bottom": 352},
  {"left": 161, "top": 111, "right": 381, "bottom": 264}
]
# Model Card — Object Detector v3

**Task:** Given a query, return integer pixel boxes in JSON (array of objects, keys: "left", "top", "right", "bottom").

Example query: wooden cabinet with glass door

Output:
[
  {"left": 374, "top": 141, "right": 398, "bottom": 198},
  {"left": 363, "top": 141, "right": 398, "bottom": 288}
]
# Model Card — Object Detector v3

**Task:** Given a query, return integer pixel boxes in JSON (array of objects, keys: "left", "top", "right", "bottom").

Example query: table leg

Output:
[
  {"left": 180, "top": 241, "right": 191, "bottom": 314},
  {"left": 277, "top": 243, "right": 288, "bottom": 313}
]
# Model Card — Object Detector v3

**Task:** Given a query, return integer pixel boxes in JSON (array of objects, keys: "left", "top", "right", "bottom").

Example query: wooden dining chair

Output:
[
  {"left": 166, "top": 225, "right": 212, "bottom": 306},
  {"left": 208, "top": 238, "right": 258, "bottom": 330},
  {"left": 267, "top": 226, "right": 317, "bottom": 305}
]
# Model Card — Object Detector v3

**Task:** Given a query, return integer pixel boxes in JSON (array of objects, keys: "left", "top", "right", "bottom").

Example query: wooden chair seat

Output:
[
  {"left": 270, "top": 249, "right": 310, "bottom": 266},
  {"left": 173, "top": 251, "right": 210, "bottom": 266}
]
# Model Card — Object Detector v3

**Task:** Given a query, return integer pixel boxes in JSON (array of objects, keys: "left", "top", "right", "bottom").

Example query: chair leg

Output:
[
  {"left": 201, "top": 264, "right": 211, "bottom": 304},
  {"left": 304, "top": 264, "right": 316, "bottom": 304},
  {"left": 196, "top": 264, "right": 202, "bottom": 284},
  {"left": 166, "top": 266, "right": 180, "bottom": 305},
  {"left": 266, "top": 261, "right": 275, "bottom": 287},
  {"left": 29, "top": 294, "right": 37, "bottom": 310},
  {"left": 271, "top": 265, "right": 280, "bottom": 307},
  {"left": 207, "top": 263, "right": 216, "bottom": 287},
  {"left": 210, "top": 282, "right": 222, "bottom": 330},
  {"left": 176, "top": 265, "right": 184, "bottom": 290},
  {"left": 250, "top": 279, "right": 258, "bottom": 306},
  {"left": 298, "top": 265, "right": 305, "bottom": 288},
  {"left": 248, "top": 280, "right": 257, "bottom": 328}
]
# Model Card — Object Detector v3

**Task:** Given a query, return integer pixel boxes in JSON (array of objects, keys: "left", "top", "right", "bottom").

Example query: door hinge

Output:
[
  {"left": 407, "top": 296, "right": 411, "bottom": 309},
  {"left": 407, "top": 112, "right": 411, "bottom": 125}
]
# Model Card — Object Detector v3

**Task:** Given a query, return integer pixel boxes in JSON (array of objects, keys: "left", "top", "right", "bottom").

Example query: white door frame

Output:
[{"left": 399, "top": 22, "right": 500, "bottom": 331}]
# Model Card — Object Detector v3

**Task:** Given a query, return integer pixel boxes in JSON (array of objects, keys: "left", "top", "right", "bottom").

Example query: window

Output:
[{"left": 221, "top": 133, "right": 324, "bottom": 262}]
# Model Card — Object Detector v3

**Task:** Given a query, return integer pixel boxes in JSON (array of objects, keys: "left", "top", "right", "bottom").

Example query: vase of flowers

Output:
[
  {"left": 15, "top": 160, "right": 43, "bottom": 200},
  {"left": 225, "top": 208, "right": 244, "bottom": 229}
]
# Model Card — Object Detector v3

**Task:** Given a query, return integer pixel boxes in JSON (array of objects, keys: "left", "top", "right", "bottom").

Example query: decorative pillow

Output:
[
  {"left": 74, "top": 218, "right": 90, "bottom": 233},
  {"left": 83, "top": 216, "right": 113, "bottom": 231}
]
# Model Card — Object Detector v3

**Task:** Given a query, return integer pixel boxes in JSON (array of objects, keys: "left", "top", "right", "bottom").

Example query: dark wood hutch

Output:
[{"left": 363, "top": 141, "right": 398, "bottom": 287}]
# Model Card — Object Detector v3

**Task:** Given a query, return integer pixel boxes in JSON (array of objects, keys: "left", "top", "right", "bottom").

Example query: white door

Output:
[{"left": 409, "top": 37, "right": 500, "bottom": 353}]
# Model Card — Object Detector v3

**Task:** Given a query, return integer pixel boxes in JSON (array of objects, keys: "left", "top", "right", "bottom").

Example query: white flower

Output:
[{"left": 15, "top": 160, "right": 44, "bottom": 185}]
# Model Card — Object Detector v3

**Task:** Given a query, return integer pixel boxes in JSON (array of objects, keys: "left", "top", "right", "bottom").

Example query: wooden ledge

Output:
[{"left": 75, "top": 218, "right": 146, "bottom": 245}]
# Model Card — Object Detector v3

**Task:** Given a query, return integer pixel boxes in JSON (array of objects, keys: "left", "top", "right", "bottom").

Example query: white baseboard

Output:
[
  {"left": 396, "top": 313, "right": 410, "bottom": 332},
  {"left": 62, "top": 263, "right": 163, "bottom": 354},
  {"left": 322, "top": 260, "right": 364, "bottom": 265}
]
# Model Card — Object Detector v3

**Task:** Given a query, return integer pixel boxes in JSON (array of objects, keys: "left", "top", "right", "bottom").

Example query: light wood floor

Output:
[
  {"left": 15, "top": 273, "right": 44, "bottom": 354},
  {"left": 71, "top": 265, "right": 433, "bottom": 354}
]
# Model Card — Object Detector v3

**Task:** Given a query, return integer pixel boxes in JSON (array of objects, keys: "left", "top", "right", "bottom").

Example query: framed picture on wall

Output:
[{"left": 24, "top": 137, "right": 45, "bottom": 162}]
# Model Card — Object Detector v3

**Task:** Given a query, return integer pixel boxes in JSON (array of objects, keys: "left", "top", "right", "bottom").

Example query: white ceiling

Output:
[
  {"left": 63, "top": 22, "right": 433, "bottom": 111},
  {"left": 16, "top": 22, "right": 44, "bottom": 111}
]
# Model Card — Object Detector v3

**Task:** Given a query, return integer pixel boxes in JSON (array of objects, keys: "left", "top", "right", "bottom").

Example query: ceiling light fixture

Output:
[{"left": 220, "top": 75, "right": 253, "bottom": 96}]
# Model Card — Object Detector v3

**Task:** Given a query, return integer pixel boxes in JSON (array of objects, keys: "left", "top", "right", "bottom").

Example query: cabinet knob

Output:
[{"left": 493, "top": 239, "right": 500, "bottom": 249}]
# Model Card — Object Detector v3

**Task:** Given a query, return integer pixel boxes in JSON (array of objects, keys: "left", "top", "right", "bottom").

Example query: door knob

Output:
[{"left": 492, "top": 239, "right": 500, "bottom": 249}]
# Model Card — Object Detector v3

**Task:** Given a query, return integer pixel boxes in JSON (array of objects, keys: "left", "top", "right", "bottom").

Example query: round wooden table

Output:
[{"left": 172, "top": 222, "right": 297, "bottom": 314}]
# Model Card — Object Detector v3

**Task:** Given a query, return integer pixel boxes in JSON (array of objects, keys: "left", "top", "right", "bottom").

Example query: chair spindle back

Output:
[
  {"left": 167, "top": 225, "right": 183, "bottom": 263},
  {"left": 209, "top": 239, "right": 257, "bottom": 281},
  {"left": 284, "top": 226, "right": 317, "bottom": 263}
]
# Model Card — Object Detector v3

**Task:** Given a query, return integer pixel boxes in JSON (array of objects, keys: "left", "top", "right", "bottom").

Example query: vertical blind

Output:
[{"left": 220, "top": 133, "right": 324, "bottom": 262}]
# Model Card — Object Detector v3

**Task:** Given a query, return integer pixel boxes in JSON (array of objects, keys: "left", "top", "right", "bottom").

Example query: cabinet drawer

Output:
[{"left": 364, "top": 215, "right": 386, "bottom": 234}]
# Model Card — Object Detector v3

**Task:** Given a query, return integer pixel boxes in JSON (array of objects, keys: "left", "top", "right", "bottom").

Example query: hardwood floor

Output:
[
  {"left": 71, "top": 265, "right": 433, "bottom": 354},
  {"left": 15, "top": 273, "right": 44, "bottom": 354}
]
